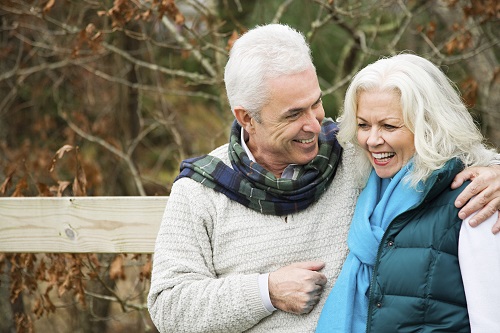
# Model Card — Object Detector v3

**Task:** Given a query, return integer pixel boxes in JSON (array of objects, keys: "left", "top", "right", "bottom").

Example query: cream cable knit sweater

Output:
[{"left": 148, "top": 143, "right": 360, "bottom": 333}]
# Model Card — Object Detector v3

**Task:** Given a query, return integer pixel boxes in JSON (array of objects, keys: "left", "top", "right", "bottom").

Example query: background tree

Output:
[
  {"left": 0, "top": 0, "right": 498, "bottom": 197},
  {"left": 0, "top": 0, "right": 498, "bottom": 332}
]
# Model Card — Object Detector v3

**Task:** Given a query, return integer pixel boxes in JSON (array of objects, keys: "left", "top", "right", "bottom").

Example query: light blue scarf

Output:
[{"left": 316, "top": 162, "right": 423, "bottom": 333}]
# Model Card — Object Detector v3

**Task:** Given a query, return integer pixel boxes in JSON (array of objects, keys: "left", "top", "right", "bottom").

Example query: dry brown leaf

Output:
[
  {"left": 140, "top": 259, "right": 152, "bottom": 281},
  {"left": 72, "top": 147, "right": 87, "bottom": 196},
  {"left": 226, "top": 30, "right": 239, "bottom": 51},
  {"left": 55, "top": 144, "right": 74, "bottom": 159},
  {"left": 174, "top": 12, "right": 185, "bottom": 25},
  {"left": 58, "top": 274, "right": 72, "bottom": 296},
  {"left": 460, "top": 77, "right": 478, "bottom": 107},
  {"left": 43, "top": 0, "right": 55, "bottom": 15},
  {"left": 43, "top": 293, "right": 56, "bottom": 313},
  {"left": 0, "top": 175, "right": 12, "bottom": 194},
  {"left": 49, "top": 180, "right": 71, "bottom": 197},
  {"left": 426, "top": 21, "right": 436, "bottom": 40},
  {"left": 33, "top": 298, "right": 44, "bottom": 318},
  {"left": 110, "top": 254, "right": 126, "bottom": 280},
  {"left": 12, "top": 178, "right": 27, "bottom": 197},
  {"left": 36, "top": 183, "right": 53, "bottom": 197},
  {"left": 49, "top": 145, "right": 74, "bottom": 172},
  {"left": 15, "top": 313, "right": 33, "bottom": 333}
]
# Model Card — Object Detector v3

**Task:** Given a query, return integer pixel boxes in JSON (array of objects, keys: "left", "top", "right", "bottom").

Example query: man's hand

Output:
[
  {"left": 268, "top": 261, "right": 327, "bottom": 314},
  {"left": 451, "top": 165, "right": 500, "bottom": 234}
]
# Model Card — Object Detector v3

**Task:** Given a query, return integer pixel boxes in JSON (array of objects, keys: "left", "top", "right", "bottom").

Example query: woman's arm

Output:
[{"left": 458, "top": 210, "right": 500, "bottom": 332}]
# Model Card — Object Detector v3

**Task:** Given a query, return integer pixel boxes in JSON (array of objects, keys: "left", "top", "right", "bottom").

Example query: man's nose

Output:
[{"left": 304, "top": 107, "right": 324, "bottom": 133}]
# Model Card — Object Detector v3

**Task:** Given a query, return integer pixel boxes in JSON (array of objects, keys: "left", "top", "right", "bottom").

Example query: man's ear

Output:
[{"left": 234, "top": 106, "right": 255, "bottom": 134}]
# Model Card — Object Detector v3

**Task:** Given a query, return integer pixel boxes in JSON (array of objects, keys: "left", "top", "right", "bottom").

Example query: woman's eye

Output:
[
  {"left": 357, "top": 123, "right": 369, "bottom": 130},
  {"left": 383, "top": 124, "right": 398, "bottom": 130}
]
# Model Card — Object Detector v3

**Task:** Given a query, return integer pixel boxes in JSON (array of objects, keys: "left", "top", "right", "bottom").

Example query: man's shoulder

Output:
[
  {"left": 172, "top": 143, "right": 231, "bottom": 194},
  {"left": 208, "top": 143, "right": 230, "bottom": 165}
]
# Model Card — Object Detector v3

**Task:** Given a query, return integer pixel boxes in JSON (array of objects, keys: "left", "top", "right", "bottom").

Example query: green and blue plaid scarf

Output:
[{"left": 175, "top": 118, "right": 342, "bottom": 216}]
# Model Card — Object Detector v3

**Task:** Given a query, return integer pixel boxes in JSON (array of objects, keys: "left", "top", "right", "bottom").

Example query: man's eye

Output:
[{"left": 287, "top": 112, "right": 301, "bottom": 119}]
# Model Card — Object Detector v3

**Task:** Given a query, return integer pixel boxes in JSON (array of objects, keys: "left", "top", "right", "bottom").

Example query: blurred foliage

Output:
[
  {"left": 0, "top": 0, "right": 498, "bottom": 332},
  {"left": 1, "top": 252, "right": 153, "bottom": 333},
  {"left": 0, "top": 0, "right": 498, "bottom": 197}
]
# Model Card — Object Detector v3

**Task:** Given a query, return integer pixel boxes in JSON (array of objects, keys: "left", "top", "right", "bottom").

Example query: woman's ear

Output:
[{"left": 234, "top": 107, "right": 255, "bottom": 134}]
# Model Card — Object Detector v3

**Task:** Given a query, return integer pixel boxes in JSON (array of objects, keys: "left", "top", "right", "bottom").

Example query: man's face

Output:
[{"left": 246, "top": 67, "right": 325, "bottom": 176}]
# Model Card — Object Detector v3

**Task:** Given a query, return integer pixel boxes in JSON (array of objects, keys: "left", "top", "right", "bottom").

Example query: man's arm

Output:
[
  {"left": 451, "top": 165, "right": 500, "bottom": 234},
  {"left": 147, "top": 180, "right": 270, "bottom": 333},
  {"left": 147, "top": 179, "right": 328, "bottom": 332}
]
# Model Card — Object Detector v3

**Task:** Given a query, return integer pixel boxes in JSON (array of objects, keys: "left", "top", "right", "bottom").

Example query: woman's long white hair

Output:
[{"left": 338, "top": 53, "right": 496, "bottom": 187}]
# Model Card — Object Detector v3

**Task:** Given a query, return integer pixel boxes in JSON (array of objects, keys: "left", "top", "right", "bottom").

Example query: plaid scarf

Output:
[{"left": 175, "top": 118, "right": 343, "bottom": 216}]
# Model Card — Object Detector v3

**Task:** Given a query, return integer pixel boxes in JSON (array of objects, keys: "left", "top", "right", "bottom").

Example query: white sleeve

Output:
[
  {"left": 258, "top": 273, "right": 277, "bottom": 312},
  {"left": 459, "top": 211, "right": 500, "bottom": 333}
]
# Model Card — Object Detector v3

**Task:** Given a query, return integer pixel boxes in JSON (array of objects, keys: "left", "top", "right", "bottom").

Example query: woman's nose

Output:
[{"left": 366, "top": 127, "right": 383, "bottom": 147}]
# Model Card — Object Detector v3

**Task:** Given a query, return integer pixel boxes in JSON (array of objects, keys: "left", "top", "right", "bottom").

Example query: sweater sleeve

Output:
[
  {"left": 459, "top": 211, "right": 500, "bottom": 333},
  {"left": 147, "top": 178, "right": 272, "bottom": 333}
]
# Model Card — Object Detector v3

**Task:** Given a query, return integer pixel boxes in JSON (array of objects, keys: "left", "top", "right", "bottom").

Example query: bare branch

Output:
[
  {"left": 58, "top": 110, "right": 147, "bottom": 196},
  {"left": 386, "top": 0, "right": 413, "bottom": 52},
  {"left": 77, "top": 63, "right": 219, "bottom": 100},
  {"left": 272, "top": 0, "right": 295, "bottom": 24},
  {"left": 102, "top": 42, "right": 215, "bottom": 83},
  {"left": 160, "top": 17, "right": 218, "bottom": 78}
]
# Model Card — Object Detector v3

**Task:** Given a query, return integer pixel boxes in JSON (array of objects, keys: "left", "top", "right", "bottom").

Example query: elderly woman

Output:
[{"left": 316, "top": 54, "right": 500, "bottom": 332}]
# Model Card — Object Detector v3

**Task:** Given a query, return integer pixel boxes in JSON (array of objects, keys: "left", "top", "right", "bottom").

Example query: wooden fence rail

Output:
[{"left": 0, "top": 197, "right": 167, "bottom": 253}]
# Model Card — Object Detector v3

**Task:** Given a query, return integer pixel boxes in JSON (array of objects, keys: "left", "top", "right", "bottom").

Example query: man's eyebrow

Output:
[
  {"left": 285, "top": 92, "right": 323, "bottom": 114},
  {"left": 312, "top": 92, "right": 323, "bottom": 105}
]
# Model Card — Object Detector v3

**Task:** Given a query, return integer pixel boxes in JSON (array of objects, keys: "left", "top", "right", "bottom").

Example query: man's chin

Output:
[{"left": 295, "top": 153, "right": 318, "bottom": 166}]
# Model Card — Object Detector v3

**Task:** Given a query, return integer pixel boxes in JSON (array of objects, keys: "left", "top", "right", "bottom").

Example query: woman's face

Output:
[{"left": 356, "top": 90, "right": 415, "bottom": 179}]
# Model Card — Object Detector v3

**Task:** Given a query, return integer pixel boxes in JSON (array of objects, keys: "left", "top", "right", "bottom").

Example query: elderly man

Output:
[{"left": 148, "top": 24, "right": 500, "bottom": 333}]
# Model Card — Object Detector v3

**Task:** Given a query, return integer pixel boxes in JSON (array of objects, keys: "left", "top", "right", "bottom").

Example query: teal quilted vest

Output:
[{"left": 366, "top": 159, "right": 470, "bottom": 333}]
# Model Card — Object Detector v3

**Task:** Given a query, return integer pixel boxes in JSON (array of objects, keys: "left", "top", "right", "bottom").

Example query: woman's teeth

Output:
[{"left": 372, "top": 152, "right": 395, "bottom": 161}]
